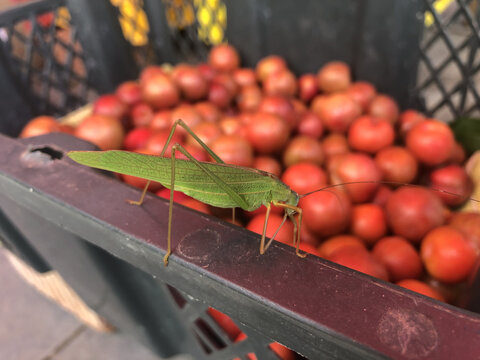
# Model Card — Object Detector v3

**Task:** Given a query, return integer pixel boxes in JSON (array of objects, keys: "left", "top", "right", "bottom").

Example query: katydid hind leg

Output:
[
  {"left": 289, "top": 211, "right": 307, "bottom": 258},
  {"left": 272, "top": 202, "right": 307, "bottom": 258},
  {"left": 163, "top": 145, "right": 179, "bottom": 266},
  {"left": 171, "top": 119, "right": 225, "bottom": 164},
  {"left": 260, "top": 203, "right": 272, "bottom": 255}
]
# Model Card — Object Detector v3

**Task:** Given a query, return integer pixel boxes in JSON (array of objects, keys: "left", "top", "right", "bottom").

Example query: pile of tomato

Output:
[{"left": 20, "top": 43, "right": 480, "bottom": 358}]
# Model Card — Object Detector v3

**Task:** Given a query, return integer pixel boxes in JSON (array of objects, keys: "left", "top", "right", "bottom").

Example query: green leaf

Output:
[{"left": 450, "top": 117, "right": 480, "bottom": 154}]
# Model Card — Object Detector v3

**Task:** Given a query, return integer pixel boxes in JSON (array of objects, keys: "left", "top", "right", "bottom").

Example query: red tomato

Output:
[
  {"left": 317, "top": 93, "right": 361, "bottom": 133},
  {"left": 19, "top": 116, "right": 61, "bottom": 138},
  {"left": 123, "top": 127, "right": 152, "bottom": 151},
  {"left": 368, "top": 94, "right": 399, "bottom": 124},
  {"left": 142, "top": 73, "right": 180, "bottom": 109},
  {"left": 197, "top": 63, "right": 217, "bottom": 82},
  {"left": 258, "top": 96, "right": 298, "bottom": 129},
  {"left": 282, "top": 136, "right": 324, "bottom": 167},
  {"left": 347, "top": 115, "right": 395, "bottom": 154},
  {"left": 172, "top": 65, "right": 208, "bottom": 101},
  {"left": 385, "top": 187, "right": 445, "bottom": 243},
  {"left": 429, "top": 164, "right": 473, "bottom": 207},
  {"left": 334, "top": 153, "right": 382, "bottom": 203},
  {"left": 232, "top": 67, "right": 257, "bottom": 87},
  {"left": 449, "top": 212, "right": 480, "bottom": 251},
  {"left": 130, "top": 102, "right": 154, "bottom": 128},
  {"left": 263, "top": 69, "right": 297, "bottom": 97},
  {"left": 281, "top": 162, "right": 327, "bottom": 196},
  {"left": 236, "top": 84, "right": 262, "bottom": 113},
  {"left": 374, "top": 146, "right": 418, "bottom": 184},
  {"left": 145, "top": 130, "right": 183, "bottom": 157},
  {"left": 116, "top": 81, "right": 142, "bottom": 106},
  {"left": 185, "top": 122, "right": 222, "bottom": 148},
  {"left": 208, "top": 44, "right": 240, "bottom": 73},
  {"left": 150, "top": 110, "right": 172, "bottom": 131},
  {"left": 297, "top": 111, "right": 324, "bottom": 139},
  {"left": 350, "top": 204, "right": 387, "bottom": 245},
  {"left": 75, "top": 114, "right": 125, "bottom": 150},
  {"left": 298, "top": 73, "right": 318, "bottom": 103},
  {"left": 210, "top": 135, "right": 254, "bottom": 167},
  {"left": 170, "top": 104, "right": 203, "bottom": 137},
  {"left": 318, "top": 235, "right": 366, "bottom": 260},
  {"left": 208, "top": 82, "right": 233, "bottom": 109},
  {"left": 93, "top": 94, "right": 128, "bottom": 119},
  {"left": 321, "top": 133, "right": 350, "bottom": 159},
  {"left": 194, "top": 102, "right": 222, "bottom": 123},
  {"left": 372, "top": 236, "right": 423, "bottom": 282},
  {"left": 396, "top": 279, "right": 445, "bottom": 302},
  {"left": 253, "top": 156, "right": 282, "bottom": 177},
  {"left": 449, "top": 141, "right": 466, "bottom": 164},
  {"left": 219, "top": 116, "right": 245, "bottom": 137},
  {"left": 398, "top": 109, "right": 425, "bottom": 136},
  {"left": 317, "top": 61, "right": 351, "bottom": 93},
  {"left": 213, "top": 73, "right": 239, "bottom": 97},
  {"left": 421, "top": 226, "right": 478, "bottom": 284},
  {"left": 300, "top": 189, "right": 352, "bottom": 238},
  {"left": 139, "top": 65, "right": 165, "bottom": 85},
  {"left": 247, "top": 112, "right": 290, "bottom": 154},
  {"left": 406, "top": 119, "right": 455, "bottom": 166},
  {"left": 371, "top": 185, "right": 393, "bottom": 207},
  {"left": 346, "top": 81, "right": 376, "bottom": 111},
  {"left": 256, "top": 55, "right": 287, "bottom": 82}
]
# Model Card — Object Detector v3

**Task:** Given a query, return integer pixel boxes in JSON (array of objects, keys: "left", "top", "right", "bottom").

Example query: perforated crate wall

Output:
[
  {"left": 0, "top": 1, "right": 95, "bottom": 116},
  {"left": 416, "top": 0, "right": 480, "bottom": 121}
]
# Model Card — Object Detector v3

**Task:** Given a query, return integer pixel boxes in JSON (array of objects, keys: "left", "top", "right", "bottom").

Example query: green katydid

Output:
[{"left": 68, "top": 119, "right": 306, "bottom": 266}]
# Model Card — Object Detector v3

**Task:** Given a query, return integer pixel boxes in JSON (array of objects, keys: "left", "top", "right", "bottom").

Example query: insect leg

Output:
[
  {"left": 172, "top": 119, "right": 225, "bottom": 164},
  {"left": 260, "top": 203, "right": 272, "bottom": 254},
  {"left": 127, "top": 180, "right": 151, "bottom": 205},
  {"left": 163, "top": 144, "right": 180, "bottom": 266},
  {"left": 272, "top": 202, "right": 307, "bottom": 258},
  {"left": 260, "top": 201, "right": 292, "bottom": 254}
]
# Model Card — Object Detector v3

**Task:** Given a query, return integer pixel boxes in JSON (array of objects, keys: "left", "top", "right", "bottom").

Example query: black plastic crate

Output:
[{"left": 1, "top": 1, "right": 480, "bottom": 359}]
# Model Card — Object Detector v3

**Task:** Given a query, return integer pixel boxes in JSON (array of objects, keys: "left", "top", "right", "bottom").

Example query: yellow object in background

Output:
[
  {"left": 425, "top": 0, "right": 456, "bottom": 27},
  {"left": 195, "top": 0, "right": 226, "bottom": 45},
  {"left": 55, "top": 7, "right": 71, "bottom": 29},
  {"left": 112, "top": 0, "right": 149, "bottom": 46},
  {"left": 54, "top": 0, "right": 228, "bottom": 47}
]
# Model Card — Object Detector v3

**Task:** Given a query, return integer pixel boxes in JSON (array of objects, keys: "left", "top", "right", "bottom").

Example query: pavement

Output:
[{"left": 0, "top": 247, "right": 191, "bottom": 360}]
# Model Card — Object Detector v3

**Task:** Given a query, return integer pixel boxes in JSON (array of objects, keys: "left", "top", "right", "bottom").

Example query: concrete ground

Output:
[{"left": 0, "top": 247, "right": 191, "bottom": 360}]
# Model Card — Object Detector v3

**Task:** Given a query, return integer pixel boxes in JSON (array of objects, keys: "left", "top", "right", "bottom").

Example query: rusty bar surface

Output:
[{"left": 1, "top": 133, "right": 480, "bottom": 359}]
